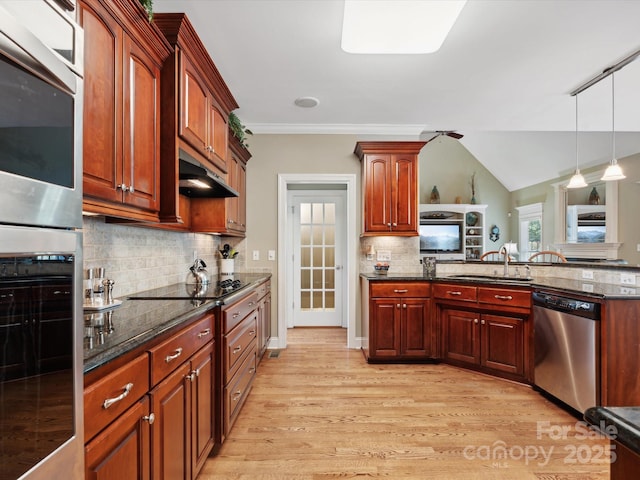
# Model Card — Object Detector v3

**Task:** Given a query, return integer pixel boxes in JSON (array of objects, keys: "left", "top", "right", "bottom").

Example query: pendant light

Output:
[
  {"left": 601, "top": 72, "right": 626, "bottom": 181},
  {"left": 567, "top": 93, "right": 587, "bottom": 189}
]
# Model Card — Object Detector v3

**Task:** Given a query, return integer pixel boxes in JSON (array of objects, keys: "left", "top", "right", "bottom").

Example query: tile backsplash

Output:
[{"left": 82, "top": 216, "right": 245, "bottom": 297}]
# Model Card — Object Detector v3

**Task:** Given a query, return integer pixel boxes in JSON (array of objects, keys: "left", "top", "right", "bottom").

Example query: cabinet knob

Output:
[
  {"left": 128, "top": 185, "right": 135, "bottom": 193},
  {"left": 402, "top": 304, "right": 407, "bottom": 309},
  {"left": 392, "top": 223, "right": 397, "bottom": 227},
  {"left": 481, "top": 319, "right": 486, "bottom": 325},
  {"left": 117, "top": 184, "right": 129, "bottom": 192},
  {"left": 142, "top": 413, "right": 155, "bottom": 425},
  {"left": 474, "top": 318, "right": 479, "bottom": 324},
  {"left": 396, "top": 304, "right": 401, "bottom": 308}
]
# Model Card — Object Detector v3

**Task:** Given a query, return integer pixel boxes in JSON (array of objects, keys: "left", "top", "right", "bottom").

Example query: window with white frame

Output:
[{"left": 516, "top": 203, "right": 543, "bottom": 261}]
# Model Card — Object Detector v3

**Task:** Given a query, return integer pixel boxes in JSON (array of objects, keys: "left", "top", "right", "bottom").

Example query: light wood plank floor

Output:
[{"left": 199, "top": 327, "right": 609, "bottom": 479}]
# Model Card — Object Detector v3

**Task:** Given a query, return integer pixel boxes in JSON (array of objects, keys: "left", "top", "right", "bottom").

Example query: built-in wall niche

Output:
[{"left": 553, "top": 170, "right": 621, "bottom": 260}]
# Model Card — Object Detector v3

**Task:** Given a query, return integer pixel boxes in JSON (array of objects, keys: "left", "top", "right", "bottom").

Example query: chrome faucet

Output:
[{"left": 499, "top": 244, "right": 510, "bottom": 277}]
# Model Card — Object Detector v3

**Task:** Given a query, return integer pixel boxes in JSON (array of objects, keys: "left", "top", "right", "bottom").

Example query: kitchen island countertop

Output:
[{"left": 360, "top": 273, "right": 640, "bottom": 299}]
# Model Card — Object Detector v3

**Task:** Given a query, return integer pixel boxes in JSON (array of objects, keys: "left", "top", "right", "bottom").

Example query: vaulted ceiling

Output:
[{"left": 154, "top": 0, "right": 640, "bottom": 191}]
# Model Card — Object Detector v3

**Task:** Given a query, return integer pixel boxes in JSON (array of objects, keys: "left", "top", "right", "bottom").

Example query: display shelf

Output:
[{"left": 419, "top": 204, "right": 487, "bottom": 260}]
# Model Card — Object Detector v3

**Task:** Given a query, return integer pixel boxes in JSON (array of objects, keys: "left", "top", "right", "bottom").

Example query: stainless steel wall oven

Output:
[{"left": 0, "top": 1, "right": 84, "bottom": 478}]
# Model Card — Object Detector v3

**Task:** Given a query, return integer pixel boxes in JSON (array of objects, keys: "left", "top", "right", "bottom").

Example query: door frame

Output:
[{"left": 277, "top": 173, "right": 358, "bottom": 349}]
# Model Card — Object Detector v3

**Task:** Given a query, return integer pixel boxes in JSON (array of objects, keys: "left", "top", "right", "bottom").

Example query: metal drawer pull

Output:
[
  {"left": 494, "top": 295, "right": 513, "bottom": 301},
  {"left": 248, "top": 301, "right": 255, "bottom": 307},
  {"left": 103, "top": 382, "right": 133, "bottom": 409},
  {"left": 143, "top": 413, "right": 155, "bottom": 425},
  {"left": 249, "top": 330, "right": 256, "bottom": 336},
  {"left": 393, "top": 289, "right": 409, "bottom": 293},
  {"left": 447, "top": 291, "right": 462, "bottom": 296},
  {"left": 233, "top": 346, "right": 242, "bottom": 354},
  {"left": 165, "top": 347, "right": 183, "bottom": 363},
  {"left": 233, "top": 312, "right": 240, "bottom": 318},
  {"left": 232, "top": 390, "right": 242, "bottom": 401},
  {"left": 197, "top": 328, "right": 211, "bottom": 338},
  {"left": 249, "top": 367, "right": 256, "bottom": 374}
]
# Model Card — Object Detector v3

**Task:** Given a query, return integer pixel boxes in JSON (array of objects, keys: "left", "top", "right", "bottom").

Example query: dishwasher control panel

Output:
[{"left": 532, "top": 292, "right": 601, "bottom": 319}]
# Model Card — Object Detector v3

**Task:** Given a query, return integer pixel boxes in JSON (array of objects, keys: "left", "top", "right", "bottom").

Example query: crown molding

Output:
[{"left": 245, "top": 123, "right": 426, "bottom": 136}]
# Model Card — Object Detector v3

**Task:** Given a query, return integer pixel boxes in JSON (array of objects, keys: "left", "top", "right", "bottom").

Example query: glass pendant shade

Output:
[
  {"left": 567, "top": 170, "right": 587, "bottom": 188},
  {"left": 601, "top": 160, "right": 626, "bottom": 181}
]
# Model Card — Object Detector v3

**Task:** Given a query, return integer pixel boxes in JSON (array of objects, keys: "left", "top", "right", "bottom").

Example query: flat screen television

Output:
[{"left": 419, "top": 223, "right": 463, "bottom": 253}]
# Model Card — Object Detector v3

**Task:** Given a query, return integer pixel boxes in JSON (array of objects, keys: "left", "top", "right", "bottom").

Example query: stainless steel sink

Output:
[{"left": 448, "top": 274, "right": 533, "bottom": 282}]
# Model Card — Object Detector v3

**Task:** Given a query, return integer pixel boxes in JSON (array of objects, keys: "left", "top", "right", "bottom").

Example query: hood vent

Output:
[{"left": 178, "top": 158, "right": 238, "bottom": 198}]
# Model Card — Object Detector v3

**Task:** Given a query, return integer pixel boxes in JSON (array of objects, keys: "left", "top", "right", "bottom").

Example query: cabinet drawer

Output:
[
  {"left": 433, "top": 283, "right": 477, "bottom": 302},
  {"left": 149, "top": 314, "right": 214, "bottom": 386},
  {"left": 223, "top": 291, "right": 258, "bottom": 333},
  {"left": 370, "top": 282, "right": 430, "bottom": 298},
  {"left": 84, "top": 353, "right": 150, "bottom": 442},
  {"left": 224, "top": 313, "right": 257, "bottom": 382},
  {"left": 224, "top": 345, "right": 256, "bottom": 434},
  {"left": 478, "top": 287, "right": 531, "bottom": 309}
]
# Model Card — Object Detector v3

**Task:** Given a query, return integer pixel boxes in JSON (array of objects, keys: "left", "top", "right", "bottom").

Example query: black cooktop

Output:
[{"left": 128, "top": 276, "right": 247, "bottom": 302}]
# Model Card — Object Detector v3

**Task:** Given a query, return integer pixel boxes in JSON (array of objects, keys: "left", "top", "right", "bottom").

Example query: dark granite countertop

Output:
[
  {"left": 84, "top": 273, "right": 271, "bottom": 374},
  {"left": 360, "top": 273, "right": 640, "bottom": 299},
  {"left": 584, "top": 406, "right": 640, "bottom": 455}
]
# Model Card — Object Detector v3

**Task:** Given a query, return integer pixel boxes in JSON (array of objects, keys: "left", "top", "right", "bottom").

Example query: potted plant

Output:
[
  {"left": 228, "top": 111, "right": 252, "bottom": 149},
  {"left": 139, "top": 0, "right": 153, "bottom": 20}
]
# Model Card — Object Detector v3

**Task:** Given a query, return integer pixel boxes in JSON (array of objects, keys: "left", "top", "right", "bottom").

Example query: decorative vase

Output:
[
  {"left": 588, "top": 187, "right": 600, "bottom": 205},
  {"left": 470, "top": 195, "right": 477, "bottom": 204},
  {"left": 430, "top": 186, "right": 440, "bottom": 204}
]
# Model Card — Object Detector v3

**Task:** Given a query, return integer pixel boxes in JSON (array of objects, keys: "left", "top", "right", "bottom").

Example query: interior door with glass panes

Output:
[{"left": 290, "top": 191, "right": 345, "bottom": 327}]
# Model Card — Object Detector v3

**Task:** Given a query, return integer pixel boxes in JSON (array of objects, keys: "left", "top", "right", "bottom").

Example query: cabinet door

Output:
[
  {"left": 363, "top": 155, "right": 392, "bottom": 233},
  {"left": 191, "top": 343, "right": 214, "bottom": 477},
  {"left": 391, "top": 154, "right": 418, "bottom": 233},
  {"left": 481, "top": 313, "right": 524, "bottom": 376},
  {"left": 122, "top": 35, "right": 160, "bottom": 212},
  {"left": 151, "top": 362, "right": 191, "bottom": 480},
  {"left": 235, "top": 158, "right": 247, "bottom": 233},
  {"left": 180, "top": 55, "right": 209, "bottom": 157},
  {"left": 85, "top": 396, "right": 151, "bottom": 480},
  {"left": 441, "top": 308, "right": 480, "bottom": 365},
  {"left": 370, "top": 299, "right": 400, "bottom": 357},
  {"left": 401, "top": 298, "right": 431, "bottom": 357},
  {"left": 80, "top": 0, "right": 123, "bottom": 203},
  {"left": 209, "top": 104, "right": 228, "bottom": 172}
]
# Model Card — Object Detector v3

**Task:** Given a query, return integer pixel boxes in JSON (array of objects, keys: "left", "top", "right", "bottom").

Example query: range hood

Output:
[{"left": 179, "top": 157, "right": 238, "bottom": 198}]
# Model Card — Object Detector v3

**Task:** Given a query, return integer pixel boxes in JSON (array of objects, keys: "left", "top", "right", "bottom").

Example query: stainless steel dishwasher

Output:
[{"left": 533, "top": 291, "right": 601, "bottom": 413}]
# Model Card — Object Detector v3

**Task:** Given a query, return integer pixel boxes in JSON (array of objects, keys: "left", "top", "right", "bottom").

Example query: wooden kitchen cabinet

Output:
[
  {"left": 437, "top": 283, "right": 530, "bottom": 382},
  {"left": 154, "top": 13, "right": 239, "bottom": 226},
  {"left": 256, "top": 279, "right": 272, "bottom": 363},
  {"left": 84, "top": 313, "right": 215, "bottom": 480},
  {"left": 190, "top": 132, "right": 250, "bottom": 235},
  {"left": 79, "top": 0, "right": 171, "bottom": 222},
  {"left": 149, "top": 345, "right": 216, "bottom": 480},
  {"left": 85, "top": 395, "right": 152, "bottom": 480},
  {"left": 218, "top": 291, "right": 258, "bottom": 442},
  {"left": 362, "top": 281, "right": 432, "bottom": 361},
  {"left": 355, "top": 141, "right": 426, "bottom": 236}
]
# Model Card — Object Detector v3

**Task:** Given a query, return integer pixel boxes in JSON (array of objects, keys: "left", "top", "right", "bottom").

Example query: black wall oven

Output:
[{"left": 0, "top": 1, "right": 84, "bottom": 478}]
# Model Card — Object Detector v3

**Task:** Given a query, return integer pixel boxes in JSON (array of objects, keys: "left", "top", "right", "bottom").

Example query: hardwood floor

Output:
[{"left": 200, "top": 327, "right": 609, "bottom": 479}]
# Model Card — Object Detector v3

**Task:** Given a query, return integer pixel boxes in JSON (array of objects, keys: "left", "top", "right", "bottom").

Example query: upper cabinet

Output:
[
  {"left": 190, "top": 132, "right": 251, "bottom": 236},
  {"left": 355, "top": 141, "right": 426, "bottom": 236},
  {"left": 79, "top": 0, "right": 172, "bottom": 222},
  {"left": 153, "top": 13, "right": 238, "bottom": 225}
]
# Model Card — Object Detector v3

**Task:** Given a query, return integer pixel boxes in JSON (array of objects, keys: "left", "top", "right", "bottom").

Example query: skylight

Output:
[{"left": 341, "top": 0, "right": 466, "bottom": 54}]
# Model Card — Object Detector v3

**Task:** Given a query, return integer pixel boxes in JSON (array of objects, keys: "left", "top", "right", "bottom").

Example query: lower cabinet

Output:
[
  {"left": 85, "top": 395, "right": 152, "bottom": 479},
  {"left": 84, "top": 313, "right": 215, "bottom": 480},
  {"left": 437, "top": 283, "right": 531, "bottom": 382},
  {"left": 363, "top": 280, "right": 432, "bottom": 361},
  {"left": 441, "top": 308, "right": 525, "bottom": 377},
  {"left": 256, "top": 279, "right": 272, "bottom": 363}
]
